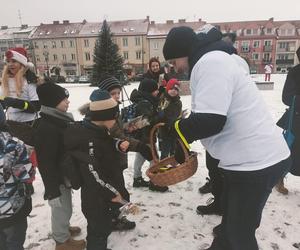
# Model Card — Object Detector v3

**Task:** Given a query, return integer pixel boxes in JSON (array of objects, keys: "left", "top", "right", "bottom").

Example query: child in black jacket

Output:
[{"left": 64, "top": 90, "right": 130, "bottom": 250}]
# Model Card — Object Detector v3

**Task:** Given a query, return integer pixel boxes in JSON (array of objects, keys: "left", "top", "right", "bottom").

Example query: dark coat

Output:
[
  {"left": 63, "top": 120, "right": 129, "bottom": 235},
  {"left": 280, "top": 65, "right": 300, "bottom": 176},
  {"left": 33, "top": 113, "right": 69, "bottom": 200},
  {"left": 129, "top": 89, "right": 160, "bottom": 144}
]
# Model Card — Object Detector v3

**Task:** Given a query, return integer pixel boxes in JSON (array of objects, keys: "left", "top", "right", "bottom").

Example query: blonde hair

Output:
[{"left": 1, "top": 64, "right": 26, "bottom": 97}]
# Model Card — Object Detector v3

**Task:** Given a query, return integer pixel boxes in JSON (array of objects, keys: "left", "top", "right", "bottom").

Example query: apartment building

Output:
[
  {"left": 30, "top": 20, "right": 84, "bottom": 76},
  {"left": 0, "top": 25, "right": 36, "bottom": 72}
]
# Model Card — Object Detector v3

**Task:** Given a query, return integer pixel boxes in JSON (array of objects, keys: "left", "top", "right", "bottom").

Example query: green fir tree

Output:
[{"left": 92, "top": 20, "right": 124, "bottom": 85}]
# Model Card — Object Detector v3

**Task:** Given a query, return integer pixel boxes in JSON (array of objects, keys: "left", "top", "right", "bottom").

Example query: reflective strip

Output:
[
  {"left": 174, "top": 120, "right": 191, "bottom": 150},
  {"left": 23, "top": 102, "right": 29, "bottom": 110}
]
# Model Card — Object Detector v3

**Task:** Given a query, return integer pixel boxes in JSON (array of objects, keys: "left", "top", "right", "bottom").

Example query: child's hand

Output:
[
  {"left": 111, "top": 193, "right": 123, "bottom": 203},
  {"left": 127, "top": 123, "right": 138, "bottom": 133},
  {"left": 120, "top": 141, "right": 129, "bottom": 152}
]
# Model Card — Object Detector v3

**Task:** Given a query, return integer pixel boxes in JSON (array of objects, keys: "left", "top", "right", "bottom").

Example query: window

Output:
[
  {"left": 69, "top": 40, "right": 74, "bottom": 48},
  {"left": 0, "top": 47, "right": 7, "bottom": 52},
  {"left": 279, "top": 42, "right": 288, "bottom": 49},
  {"left": 287, "top": 29, "right": 293, "bottom": 35},
  {"left": 246, "top": 29, "right": 251, "bottom": 35},
  {"left": 123, "top": 51, "right": 128, "bottom": 59},
  {"left": 136, "top": 51, "right": 141, "bottom": 60},
  {"left": 241, "top": 41, "right": 250, "bottom": 52},
  {"left": 71, "top": 53, "right": 76, "bottom": 60},
  {"left": 135, "top": 37, "right": 140, "bottom": 46},
  {"left": 60, "top": 41, "right": 64, "bottom": 48},
  {"left": 266, "top": 28, "right": 272, "bottom": 34},
  {"left": 85, "top": 52, "right": 90, "bottom": 61},
  {"left": 52, "top": 41, "right": 56, "bottom": 48},
  {"left": 62, "top": 54, "right": 67, "bottom": 61},
  {"left": 263, "top": 53, "right": 270, "bottom": 61},
  {"left": 53, "top": 54, "right": 58, "bottom": 61},
  {"left": 253, "top": 29, "right": 258, "bottom": 35},
  {"left": 252, "top": 53, "right": 259, "bottom": 60},
  {"left": 36, "top": 55, "right": 40, "bottom": 62},
  {"left": 34, "top": 42, "right": 39, "bottom": 49},
  {"left": 253, "top": 41, "right": 260, "bottom": 48},
  {"left": 264, "top": 40, "right": 271, "bottom": 46},
  {"left": 84, "top": 39, "right": 89, "bottom": 47},
  {"left": 43, "top": 42, "right": 48, "bottom": 49},
  {"left": 153, "top": 42, "right": 159, "bottom": 50},
  {"left": 123, "top": 38, "right": 128, "bottom": 47}
]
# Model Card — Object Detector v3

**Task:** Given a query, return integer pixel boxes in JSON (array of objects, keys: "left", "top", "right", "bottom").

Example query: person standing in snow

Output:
[
  {"left": 276, "top": 46, "right": 300, "bottom": 193},
  {"left": 34, "top": 82, "right": 85, "bottom": 250},
  {"left": 264, "top": 63, "right": 273, "bottom": 82},
  {"left": 163, "top": 25, "right": 291, "bottom": 250},
  {"left": 0, "top": 104, "right": 35, "bottom": 250}
]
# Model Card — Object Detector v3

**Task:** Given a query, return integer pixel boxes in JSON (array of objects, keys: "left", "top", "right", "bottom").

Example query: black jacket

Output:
[
  {"left": 33, "top": 113, "right": 70, "bottom": 200},
  {"left": 130, "top": 89, "right": 160, "bottom": 144}
]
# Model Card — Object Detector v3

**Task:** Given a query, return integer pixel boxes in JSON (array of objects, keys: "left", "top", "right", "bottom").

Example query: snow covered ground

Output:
[{"left": 24, "top": 74, "right": 300, "bottom": 250}]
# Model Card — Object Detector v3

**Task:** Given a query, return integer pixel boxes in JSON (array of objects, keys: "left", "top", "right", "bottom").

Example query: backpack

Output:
[{"left": 121, "top": 103, "right": 138, "bottom": 123}]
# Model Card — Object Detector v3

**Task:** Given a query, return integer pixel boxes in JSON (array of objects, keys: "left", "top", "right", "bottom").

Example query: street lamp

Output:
[{"left": 43, "top": 51, "right": 49, "bottom": 76}]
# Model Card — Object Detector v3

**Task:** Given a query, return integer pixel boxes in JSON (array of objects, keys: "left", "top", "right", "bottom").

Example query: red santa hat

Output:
[{"left": 5, "top": 47, "right": 29, "bottom": 66}]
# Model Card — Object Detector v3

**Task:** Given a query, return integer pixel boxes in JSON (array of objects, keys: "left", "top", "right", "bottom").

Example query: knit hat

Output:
[
  {"left": 37, "top": 83, "right": 69, "bottom": 108},
  {"left": 97, "top": 75, "right": 122, "bottom": 92},
  {"left": 163, "top": 26, "right": 198, "bottom": 60},
  {"left": 166, "top": 78, "right": 180, "bottom": 91},
  {"left": 196, "top": 24, "right": 223, "bottom": 45},
  {"left": 138, "top": 78, "right": 158, "bottom": 93},
  {"left": 0, "top": 104, "right": 6, "bottom": 127},
  {"left": 5, "top": 47, "right": 29, "bottom": 66},
  {"left": 89, "top": 90, "right": 119, "bottom": 121}
]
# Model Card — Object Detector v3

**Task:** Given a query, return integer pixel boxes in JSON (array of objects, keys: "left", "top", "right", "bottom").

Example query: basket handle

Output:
[{"left": 149, "top": 122, "right": 190, "bottom": 164}]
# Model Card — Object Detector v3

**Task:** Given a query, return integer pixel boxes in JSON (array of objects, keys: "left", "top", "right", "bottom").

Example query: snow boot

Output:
[
  {"left": 198, "top": 177, "right": 212, "bottom": 194},
  {"left": 133, "top": 177, "right": 149, "bottom": 187},
  {"left": 275, "top": 177, "right": 288, "bottom": 195},
  {"left": 69, "top": 226, "right": 81, "bottom": 237},
  {"left": 112, "top": 216, "right": 136, "bottom": 231},
  {"left": 196, "top": 198, "right": 222, "bottom": 216},
  {"left": 149, "top": 181, "right": 168, "bottom": 192},
  {"left": 55, "top": 238, "right": 86, "bottom": 250}
]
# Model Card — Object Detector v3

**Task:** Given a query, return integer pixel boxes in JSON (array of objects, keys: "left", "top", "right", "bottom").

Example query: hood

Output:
[{"left": 130, "top": 89, "right": 159, "bottom": 107}]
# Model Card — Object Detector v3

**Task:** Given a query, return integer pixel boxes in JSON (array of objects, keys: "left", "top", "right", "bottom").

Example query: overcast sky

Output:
[{"left": 1, "top": 0, "right": 300, "bottom": 27}]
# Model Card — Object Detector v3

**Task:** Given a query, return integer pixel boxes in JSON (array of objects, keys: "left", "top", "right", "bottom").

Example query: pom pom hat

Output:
[
  {"left": 5, "top": 47, "right": 29, "bottom": 66},
  {"left": 97, "top": 76, "right": 122, "bottom": 92}
]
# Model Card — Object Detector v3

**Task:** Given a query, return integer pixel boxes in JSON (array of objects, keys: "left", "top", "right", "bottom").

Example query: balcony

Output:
[
  {"left": 263, "top": 45, "right": 273, "bottom": 52},
  {"left": 276, "top": 59, "right": 294, "bottom": 65}
]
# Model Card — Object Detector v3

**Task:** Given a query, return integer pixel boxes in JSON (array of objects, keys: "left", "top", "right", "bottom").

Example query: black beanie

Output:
[
  {"left": 97, "top": 76, "right": 121, "bottom": 92},
  {"left": 138, "top": 78, "right": 158, "bottom": 93},
  {"left": 163, "top": 26, "right": 198, "bottom": 60},
  {"left": 89, "top": 90, "right": 119, "bottom": 121},
  {"left": 37, "top": 83, "right": 69, "bottom": 108},
  {"left": 196, "top": 24, "right": 223, "bottom": 45}
]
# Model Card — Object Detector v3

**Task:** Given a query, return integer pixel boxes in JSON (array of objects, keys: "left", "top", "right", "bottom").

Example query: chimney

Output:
[
  {"left": 82, "top": 19, "right": 87, "bottom": 24},
  {"left": 146, "top": 16, "right": 150, "bottom": 21},
  {"left": 53, "top": 21, "right": 59, "bottom": 24},
  {"left": 269, "top": 17, "right": 274, "bottom": 22},
  {"left": 178, "top": 19, "right": 186, "bottom": 23},
  {"left": 63, "top": 20, "right": 70, "bottom": 24},
  {"left": 1, "top": 25, "right": 8, "bottom": 30},
  {"left": 150, "top": 21, "right": 155, "bottom": 25},
  {"left": 166, "top": 20, "right": 174, "bottom": 24},
  {"left": 198, "top": 18, "right": 202, "bottom": 22},
  {"left": 21, "top": 24, "right": 28, "bottom": 29}
]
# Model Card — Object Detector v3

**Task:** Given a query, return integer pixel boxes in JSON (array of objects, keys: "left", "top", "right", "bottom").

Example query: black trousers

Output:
[{"left": 208, "top": 157, "right": 291, "bottom": 250}]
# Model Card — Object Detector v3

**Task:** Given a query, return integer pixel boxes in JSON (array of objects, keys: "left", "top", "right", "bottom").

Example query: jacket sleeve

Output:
[
  {"left": 162, "top": 100, "right": 182, "bottom": 125},
  {"left": 175, "top": 112, "right": 227, "bottom": 146},
  {"left": 35, "top": 128, "right": 62, "bottom": 200},
  {"left": 282, "top": 72, "right": 297, "bottom": 106}
]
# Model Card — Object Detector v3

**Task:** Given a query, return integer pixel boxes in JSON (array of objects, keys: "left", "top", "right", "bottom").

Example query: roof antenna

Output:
[{"left": 18, "top": 9, "right": 23, "bottom": 26}]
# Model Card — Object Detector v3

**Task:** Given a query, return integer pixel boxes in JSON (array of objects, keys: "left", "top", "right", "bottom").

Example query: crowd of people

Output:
[{"left": 0, "top": 25, "right": 299, "bottom": 250}]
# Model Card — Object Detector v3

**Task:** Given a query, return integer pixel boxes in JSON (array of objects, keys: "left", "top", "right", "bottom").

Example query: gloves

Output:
[
  {"left": 48, "top": 197, "right": 62, "bottom": 208},
  {"left": 137, "top": 143, "right": 153, "bottom": 161},
  {"left": 174, "top": 140, "right": 187, "bottom": 164},
  {"left": 4, "top": 97, "right": 28, "bottom": 110}
]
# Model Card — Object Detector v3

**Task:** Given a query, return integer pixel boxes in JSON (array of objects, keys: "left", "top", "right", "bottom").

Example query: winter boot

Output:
[
  {"left": 198, "top": 177, "right": 212, "bottom": 194},
  {"left": 133, "top": 177, "right": 149, "bottom": 187},
  {"left": 196, "top": 198, "right": 222, "bottom": 216},
  {"left": 69, "top": 226, "right": 81, "bottom": 237},
  {"left": 149, "top": 181, "right": 168, "bottom": 192},
  {"left": 112, "top": 216, "right": 136, "bottom": 231},
  {"left": 275, "top": 177, "right": 288, "bottom": 195},
  {"left": 55, "top": 238, "right": 86, "bottom": 250}
]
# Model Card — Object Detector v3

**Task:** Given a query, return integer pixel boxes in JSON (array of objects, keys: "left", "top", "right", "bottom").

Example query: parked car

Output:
[
  {"left": 65, "top": 75, "right": 76, "bottom": 83},
  {"left": 50, "top": 75, "right": 66, "bottom": 83},
  {"left": 78, "top": 75, "right": 90, "bottom": 83}
]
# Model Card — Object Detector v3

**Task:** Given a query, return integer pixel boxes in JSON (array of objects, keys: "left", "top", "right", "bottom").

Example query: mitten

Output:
[
  {"left": 174, "top": 140, "right": 188, "bottom": 164},
  {"left": 4, "top": 97, "right": 28, "bottom": 110},
  {"left": 138, "top": 143, "right": 153, "bottom": 161},
  {"left": 48, "top": 197, "right": 62, "bottom": 208}
]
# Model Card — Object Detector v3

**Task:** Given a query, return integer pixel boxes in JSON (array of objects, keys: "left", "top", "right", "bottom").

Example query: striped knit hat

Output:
[
  {"left": 97, "top": 76, "right": 122, "bottom": 92},
  {"left": 89, "top": 90, "right": 119, "bottom": 121}
]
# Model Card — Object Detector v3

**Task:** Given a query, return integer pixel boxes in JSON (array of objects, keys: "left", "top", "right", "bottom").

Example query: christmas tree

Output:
[{"left": 92, "top": 20, "right": 124, "bottom": 85}]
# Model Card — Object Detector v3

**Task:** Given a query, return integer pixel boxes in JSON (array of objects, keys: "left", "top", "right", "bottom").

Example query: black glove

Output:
[
  {"left": 174, "top": 140, "right": 189, "bottom": 164},
  {"left": 138, "top": 143, "right": 153, "bottom": 161},
  {"left": 4, "top": 97, "right": 28, "bottom": 110}
]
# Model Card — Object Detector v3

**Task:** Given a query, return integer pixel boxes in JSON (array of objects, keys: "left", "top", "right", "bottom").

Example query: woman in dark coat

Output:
[{"left": 276, "top": 46, "right": 300, "bottom": 193}]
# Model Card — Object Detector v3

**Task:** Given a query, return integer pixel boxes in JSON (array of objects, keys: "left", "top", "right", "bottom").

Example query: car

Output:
[
  {"left": 78, "top": 75, "right": 90, "bottom": 83},
  {"left": 65, "top": 76, "right": 76, "bottom": 83}
]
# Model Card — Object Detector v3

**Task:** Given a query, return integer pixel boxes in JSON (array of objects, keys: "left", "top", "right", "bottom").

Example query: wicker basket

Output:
[{"left": 146, "top": 123, "right": 198, "bottom": 186}]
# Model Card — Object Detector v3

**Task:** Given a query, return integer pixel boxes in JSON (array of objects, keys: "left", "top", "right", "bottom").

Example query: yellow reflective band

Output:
[
  {"left": 174, "top": 120, "right": 191, "bottom": 150},
  {"left": 23, "top": 102, "right": 29, "bottom": 110}
]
